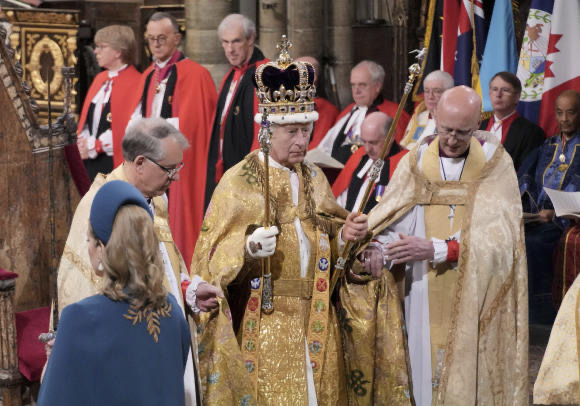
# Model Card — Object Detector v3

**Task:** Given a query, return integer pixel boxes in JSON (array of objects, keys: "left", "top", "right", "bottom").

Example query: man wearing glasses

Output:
[
  {"left": 400, "top": 70, "right": 454, "bottom": 150},
  {"left": 480, "top": 71, "right": 545, "bottom": 169},
  {"left": 130, "top": 12, "right": 217, "bottom": 271},
  {"left": 316, "top": 60, "right": 410, "bottom": 164},
  {"left": 359, "top": 86, "right": 528, "bottom": 405},
  {"left": 55, "top": 118, "right": 223, "bottom": 406}
]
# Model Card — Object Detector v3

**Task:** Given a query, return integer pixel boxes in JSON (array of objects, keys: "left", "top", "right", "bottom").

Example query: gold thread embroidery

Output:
[
  {"left": 123, "top": 301, "right": 172, "bottom": 343},
  {"left": 63, "top": 244, "right": 100, "bottom": 287}
]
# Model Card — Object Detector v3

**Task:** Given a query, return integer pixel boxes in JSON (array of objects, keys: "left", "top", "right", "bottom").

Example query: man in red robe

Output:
[
  {"left": 295, "top": 56, "right": 340, "bottom": 150},
  {"left": 316, "top": 60, "right": 410, "bottom": 164},
  {"left": 204, "top": 14, "right": 268, "bottom": 209},
  {"left": 130, "top": 12, "right": 217, "bottom": 268},
  {"left": 332, "top": 112, "right": 406, "bottom": 214}
]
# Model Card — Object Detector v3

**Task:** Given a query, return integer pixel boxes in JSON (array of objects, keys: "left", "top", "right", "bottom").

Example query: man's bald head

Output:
[
  {"left": 296, "top": 56, "right": 320, "bottom": 85},
  {"left": 436, "top": 85, "right": 482, "bottom": 127},
  {"left": 361, "top": 111, "right": 393, "bottom": 161},
  {"left": 435, "top": 86, "right": 482, "bottom": 157}
]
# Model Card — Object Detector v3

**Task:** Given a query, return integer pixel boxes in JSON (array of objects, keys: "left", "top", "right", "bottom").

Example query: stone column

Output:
[
  {"left": 286, "top": 0, "right": 324, "bottom": 60},
  {"left": 328, "top": 0, "right": 354, "bottom": 109},
  {"left": 184, "top": 0, "right": 232, "bottom": 88},
  {"left": 258, "top": 0, "right": 287, "bottom": 59}
]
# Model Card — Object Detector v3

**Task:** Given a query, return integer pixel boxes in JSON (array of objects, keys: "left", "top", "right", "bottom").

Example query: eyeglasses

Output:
[
  {"left": 489, "top": 86, "right": 515, "bottom": 95},
  {"left": 146, "top": 35, "right": 172, "bottom": 45},
  {"left": 145, "top": 157, "right": 184, "bottom": 178},
  {"left": 424, "top": 88, "right": 444, "bottom": 97},
  {"left": 437, "top": 126, "right": 476, "bottom": 139}
]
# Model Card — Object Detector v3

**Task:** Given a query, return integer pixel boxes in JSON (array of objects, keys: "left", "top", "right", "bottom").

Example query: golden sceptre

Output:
[
  {"left": 329, "top": 49, "right": 425, "bottom": 293},
  {"left": 258, "top": 109, "right": 274, "bottom": 313}
]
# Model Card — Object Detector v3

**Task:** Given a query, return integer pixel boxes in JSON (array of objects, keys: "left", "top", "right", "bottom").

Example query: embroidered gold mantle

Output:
[
  {"left": 192, "top": 151, "right": 347, "bottom": 405},
  {"left": 366, "top": 134, "right": 529, "bottom": 405}
]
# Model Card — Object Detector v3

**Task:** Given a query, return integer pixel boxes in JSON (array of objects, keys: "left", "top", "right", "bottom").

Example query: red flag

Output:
[
  {"left": 538, "top": 0, "right": 580, "bottom": 136},
  {"left": 441, "top": 0, "right": 460, "bottom": 74}
]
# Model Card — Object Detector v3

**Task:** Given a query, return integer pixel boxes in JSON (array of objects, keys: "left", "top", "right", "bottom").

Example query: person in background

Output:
[
  {"left": 39, "top": 181, "right": 191, "bottom": 405},
  {"left": 332, "top": 111, "right": 406, "bottom": 213},
  {"left": 77, "top": 25, "right": 141, "bottom": 181},
  {"left": 399, "top": 70, "right": 453, "bottom": 150},
  {"left": 518, "top": 89, "right": 580, "bottom": 324},
  {"left": 204, "top": 13, "right": 268, "bottom": 210},
  {"left": 295, "top": 56, "right": 339, "bottom": 150},
  {"left": 317, "top": 60, "right": 410, "bottom": 164},
  {"left": 130, "top": 12, "right": 217, "bottom": 266},
  {"left": 480, "top": 71, "right": 545, "bottom": 169}
]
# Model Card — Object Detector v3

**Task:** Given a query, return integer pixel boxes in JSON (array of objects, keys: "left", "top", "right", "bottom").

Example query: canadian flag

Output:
[{"left": 538, "top": 0, "right": 580, "bottom": 137}]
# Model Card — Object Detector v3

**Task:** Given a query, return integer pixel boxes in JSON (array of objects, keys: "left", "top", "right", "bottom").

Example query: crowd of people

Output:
[{"left": 37, "top": 10, "right": 580, "bottom": 406}]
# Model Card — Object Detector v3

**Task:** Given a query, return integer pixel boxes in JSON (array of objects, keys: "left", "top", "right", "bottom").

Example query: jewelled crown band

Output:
[{"left": 254, "top": 35, "right": 319, "bottom": 125}]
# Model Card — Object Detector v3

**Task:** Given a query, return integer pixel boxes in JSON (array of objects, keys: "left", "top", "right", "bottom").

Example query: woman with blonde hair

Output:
[
  {"left": 77, "top": 25, "right": 142, "bottom": 180},
  {"left": 38, "top": 180, "right": 190, "bottom": 405}
]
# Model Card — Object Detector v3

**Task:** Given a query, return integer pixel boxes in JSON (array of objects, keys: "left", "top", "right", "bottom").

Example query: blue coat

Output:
[{"left": 38, "top": 293, "right": 190, "bottom": 406}]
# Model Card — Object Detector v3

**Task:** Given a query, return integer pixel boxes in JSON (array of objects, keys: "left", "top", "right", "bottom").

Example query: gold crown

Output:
[{"left": 254, "top": 35, "right": 318, "bottom": 124}]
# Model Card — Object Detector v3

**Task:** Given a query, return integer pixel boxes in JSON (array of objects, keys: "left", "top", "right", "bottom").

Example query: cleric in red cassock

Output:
[
  {"left": 316, "top": 60, "right": 410, "bottom": 164},
  {"left": 332, "top": 112, "right": 407, "bottom": 214},
  {"left": 77, "top": 25, "right": 141, "bottom": 181},
  {"left": 204, "top": 14, "right": 268, "bottom": 209},
  {"left": 129, "top": 12, "right": 217, "bottom": 267},
  {"left": 295, "top": 56, "right": 339, "bottom": 150}
]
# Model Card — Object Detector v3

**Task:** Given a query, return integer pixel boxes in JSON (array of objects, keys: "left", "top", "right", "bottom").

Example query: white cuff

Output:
[
  {"left": 185, "top": 275, "right": 206, "bottom": 314},
  {"left": 431, "top": 238, "right": 448, "bottom": 265}
]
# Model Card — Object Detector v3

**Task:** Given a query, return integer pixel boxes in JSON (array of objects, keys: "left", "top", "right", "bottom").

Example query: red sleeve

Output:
[{"left": 168, "top": 61, "right": 218, "bottom": 271}]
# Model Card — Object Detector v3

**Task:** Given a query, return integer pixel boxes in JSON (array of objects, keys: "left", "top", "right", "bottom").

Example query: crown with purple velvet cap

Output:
[{"left": 254, "top": 35, "right": 319, "bottom": 125}]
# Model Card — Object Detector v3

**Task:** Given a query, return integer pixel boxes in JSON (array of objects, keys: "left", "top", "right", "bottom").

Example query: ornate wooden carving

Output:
[{"left": 1, "top": 7, "right": 79, "bottom": 124}]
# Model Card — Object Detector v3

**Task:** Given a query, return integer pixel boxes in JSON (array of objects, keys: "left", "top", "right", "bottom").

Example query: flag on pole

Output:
[
  {"left": 454, "top": 0, "right": 476, "bottom": 86},
  {"left": 413, "top": 0, "right": 444, "bottom": 100},
  {"left": 516, "top": 0, "right": 554, "bottom": 124},
  {"left": 538, "top": 0, "right": 580, "bottom": 137},
  {"left": 442, "top": 0, "right": 460, "bottom": 74},
  {"left": 473, "top": 0, "right": 488, "bottom": 65},
  {"left": 477, "top": 0, "right": 518, "bottom": 112}
]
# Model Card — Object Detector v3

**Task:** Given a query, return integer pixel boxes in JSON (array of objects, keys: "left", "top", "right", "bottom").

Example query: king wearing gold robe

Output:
[{"left": 191, "top": 38, "right": 411, "bottom": 406}]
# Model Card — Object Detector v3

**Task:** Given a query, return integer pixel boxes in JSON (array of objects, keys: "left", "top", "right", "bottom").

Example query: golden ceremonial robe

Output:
[
  {"left": 534, "top": 273, "right": 580, "bottom": 404},
  {"left": 192, "top": 151, "right": 348, "bottom": 405},
  {"left": 367, "top": 134, "right": 529, "bottom": 405}
]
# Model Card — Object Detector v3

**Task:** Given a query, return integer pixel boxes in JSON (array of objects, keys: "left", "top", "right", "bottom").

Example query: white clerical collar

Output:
[
  {"left": 155, "top": 57, "right": 171, "bottom": 69},
  {"left": 108, "top": 64, "right": 128, "bottom": 79},
  {"left": 493, "top": 110, "right": 516, "bottom": 123},
  {"left": 258, "top": 151, "right": 295, "bottom": 174}
]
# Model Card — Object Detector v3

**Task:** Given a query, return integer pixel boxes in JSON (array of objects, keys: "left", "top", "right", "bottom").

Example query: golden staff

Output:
[
  {"left": 329, "top": 49, "right": 425, "bottom": 293},
  {"left": 258, "top": 110, "right": 274, "bottom": 313}
]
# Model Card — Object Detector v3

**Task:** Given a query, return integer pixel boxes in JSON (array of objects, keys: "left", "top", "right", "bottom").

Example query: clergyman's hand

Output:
[
  {"left": 385, "top": 233, "right": 434, "bottom": 264},
  {"left": 77, "top": 137, "right": 89, "bottom": 159},
  {"left": 342, "top": 212, "right": 368, "bottom": 242},
  {"left": 195, "top": 282, "right": 224, "bottom": 312},
  {"left": 359, "top": 246, "right": 384, "bottom": 279}
]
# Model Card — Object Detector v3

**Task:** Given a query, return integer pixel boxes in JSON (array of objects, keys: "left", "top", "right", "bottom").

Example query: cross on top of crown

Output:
[{"left": 276, "top": 35, "right": 293, "bottom": 68}]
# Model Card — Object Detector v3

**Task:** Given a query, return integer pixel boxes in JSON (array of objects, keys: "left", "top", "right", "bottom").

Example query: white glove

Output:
[
  {"left": 246, "top": 226, "right": 279, "bottom": 258},
  {"left": 99, "top": 129, "right": 114, "bottom": 156}
]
